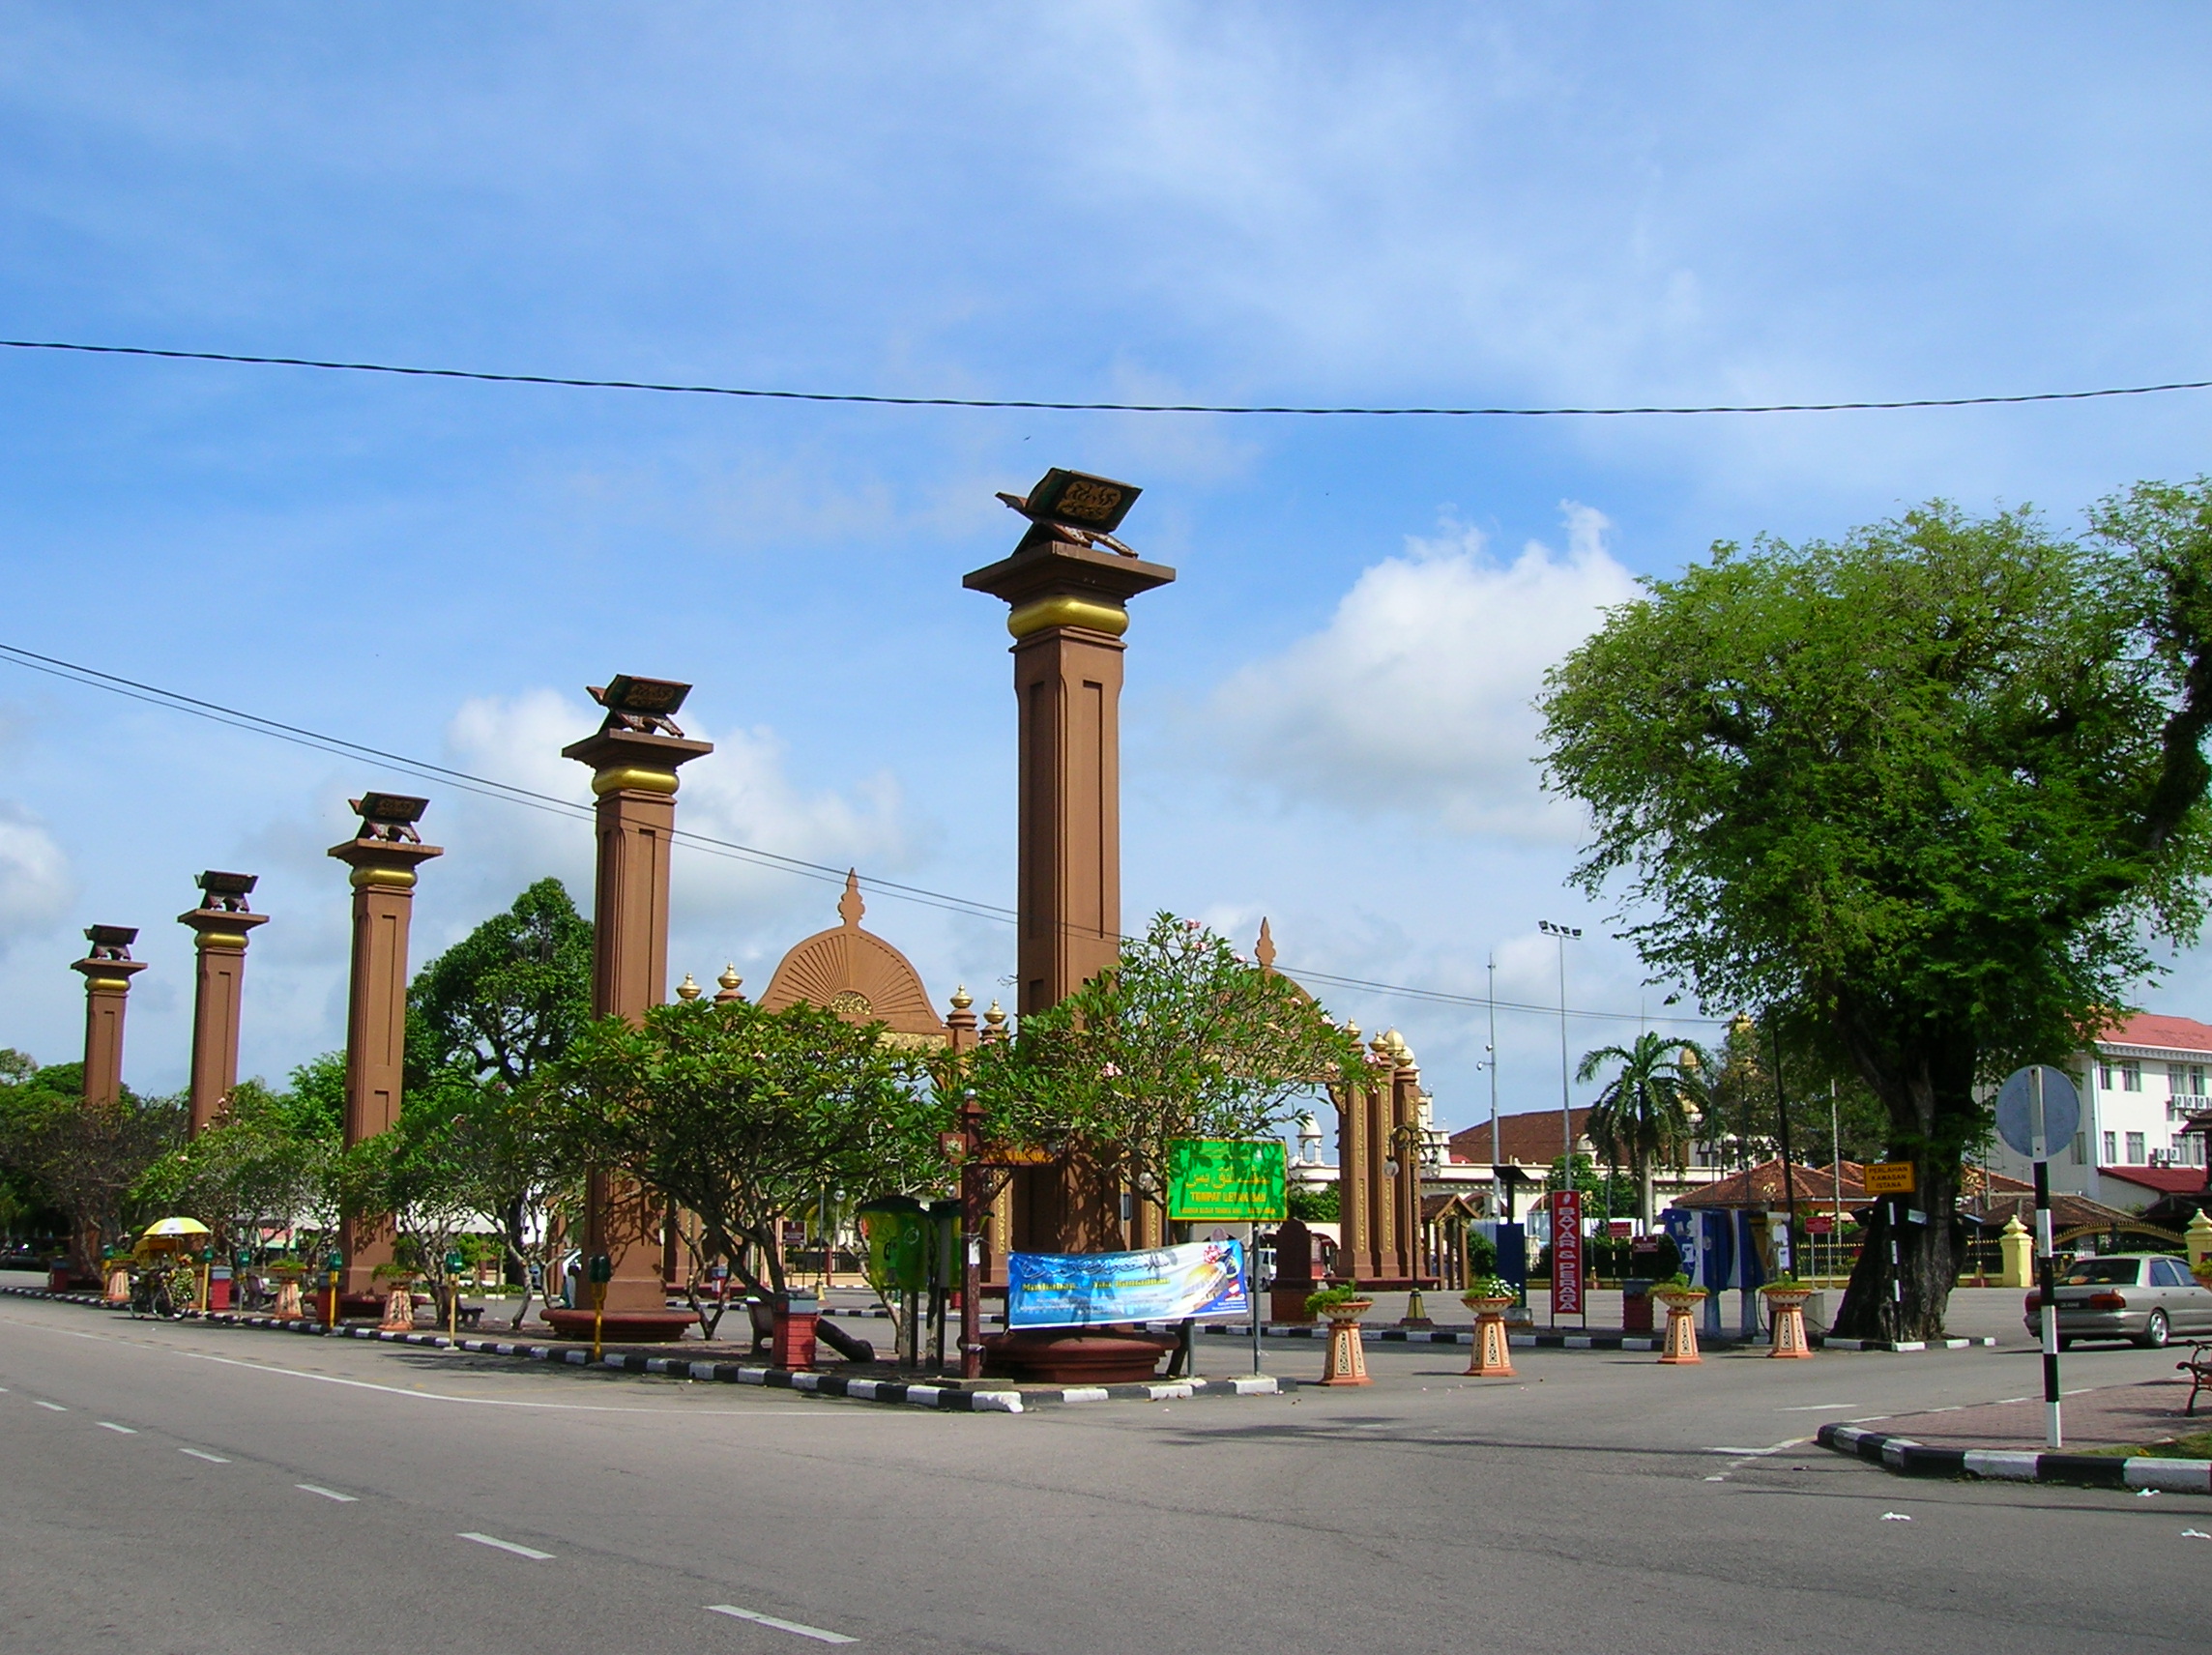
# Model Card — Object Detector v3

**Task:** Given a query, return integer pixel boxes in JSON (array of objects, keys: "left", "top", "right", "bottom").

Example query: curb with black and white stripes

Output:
[
  {"left": 1817, "top": 1421, "right": 2212, "bottom": 1492},
  {"left": 1131, "top": 1318, "right": 1994, "bottom": 1354},
  {"left": 0, "top": 1287, "right": 1288, "bottom": 1412}
]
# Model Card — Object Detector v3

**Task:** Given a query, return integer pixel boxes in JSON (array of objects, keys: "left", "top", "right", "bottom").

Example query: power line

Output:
[
  {"left": 5, "top": 336, "right": 2209, "bottom": 419},
  {"left": 0, "top": 638, "right": 1710, "bottom": 1023}
]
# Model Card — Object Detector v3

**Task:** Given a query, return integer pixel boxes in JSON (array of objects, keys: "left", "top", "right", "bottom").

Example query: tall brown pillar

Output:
[
  {"left": 966, "top": 470, "right": 1174, "bottom": 1251},
  {"left": 328, "top": 795, "right": 442, "bottom": 1297},
  {"left": 562, "top": 676, "right": 712, "bottom": 1325},
  {"left": 72, "top": 926, "right": 147, "bottom": 1109},
  {"left": 177, "top": 871, "right": 269, "bottom": 1136}
]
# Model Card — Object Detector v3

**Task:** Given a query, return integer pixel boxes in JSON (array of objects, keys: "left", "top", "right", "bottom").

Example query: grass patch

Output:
[{"left": 2081, "top": 1430, "right": 2212, "bottom": 1460}]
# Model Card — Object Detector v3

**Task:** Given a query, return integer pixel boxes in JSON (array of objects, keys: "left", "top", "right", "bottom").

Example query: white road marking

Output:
[
  {"left": 1775, "top": 1403, "right": 1858, "bottom": 1411},
  {"left": 33, "top": 1400, "right": 66, "bottom": 1411},
  {"left": 458, "top": 1531, "right": 554, "bottom": 1559},
  {"left": 170, "top": 1349, "right": 787, "bottom": 1415},
  {"left": 707, "top": 1605, "right": 857, "bottom": 1644},
  {"left": 180, "top": 1448, "right": 230, "bottom": 1464},
  {"left": 296, "top": 1483, "right": 357, "bottom": 1502},
  {"left": 97, "top": 1421, "right": 135, "bottom": 1433}
]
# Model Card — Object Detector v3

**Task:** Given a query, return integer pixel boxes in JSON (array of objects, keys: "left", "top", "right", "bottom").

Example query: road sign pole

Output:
[{"left": 2031, "top": 1066, "right": 2062, "bottom": 1450}]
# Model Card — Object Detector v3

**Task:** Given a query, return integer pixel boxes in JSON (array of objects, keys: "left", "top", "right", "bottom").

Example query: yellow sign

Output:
[{"left": 1864, "top": 1161, "right": 1917, "bottom": 1196}]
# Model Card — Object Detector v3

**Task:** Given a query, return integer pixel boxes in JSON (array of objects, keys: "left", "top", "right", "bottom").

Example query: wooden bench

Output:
[{"left": 2181, "top": 1342, "right": 2212, "bottom": 1416}]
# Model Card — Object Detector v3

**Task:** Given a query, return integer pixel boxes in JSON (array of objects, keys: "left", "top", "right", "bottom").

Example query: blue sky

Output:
[{"left": 3, "top": 5, "right": 2211, "bottom": 1132}]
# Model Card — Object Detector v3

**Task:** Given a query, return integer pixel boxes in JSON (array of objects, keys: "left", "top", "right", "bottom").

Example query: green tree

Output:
[
  {"left": 404, "top": 879, "right": 594, "bottom": 1286},
  {"left": 409, "top": 877, "right": 594, "bottom": 1089},
  {"left": 0, "top": 1060, "right": 183, "bottom": 1276},
  {"left": 537, "top": 998, "right": 938, "bottom": 1315},
  {"left": 1541, "top": 484, "right": 2212, "bottom": 1339},
  {"left": 132, "top": 1074, "right": 338, "bottom": 1262},
  {"left": 1575, "top": 1031, "right": 1709, "bottom": 1228},
  {"left": 956, "top": 915, "right": 1359, "bottom": 1241}
]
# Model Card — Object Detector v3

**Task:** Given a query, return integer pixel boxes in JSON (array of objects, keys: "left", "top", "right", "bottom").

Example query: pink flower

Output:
[{"left": 1100, "top": 1062, "right": 1121, "bottom": 1078}]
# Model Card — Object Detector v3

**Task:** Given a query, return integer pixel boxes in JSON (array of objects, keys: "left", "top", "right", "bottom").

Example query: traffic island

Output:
[
  {"left": 0, "top": 1288, "right": 1297, "bottom": 1415},
  {"left": 1817, "top": 1378, "right": 2212, "bottom": 1492}
]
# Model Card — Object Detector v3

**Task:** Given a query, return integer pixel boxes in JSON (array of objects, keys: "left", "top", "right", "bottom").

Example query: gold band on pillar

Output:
[
  {"left": 590, "top": 765, "right": 681, "bottom": 797},
  {"left": 1006, "top": 595, "right": 1129, "bottom": 639}
]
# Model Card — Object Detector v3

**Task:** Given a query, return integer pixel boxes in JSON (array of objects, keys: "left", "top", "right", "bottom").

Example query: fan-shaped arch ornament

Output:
[{"left": 758, "top": 872, "right": 948, "bottom": 1046}]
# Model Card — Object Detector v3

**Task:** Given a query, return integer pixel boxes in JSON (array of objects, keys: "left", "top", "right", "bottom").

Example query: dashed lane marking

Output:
[
  {"left": 707, "top": 1604, "right": 858, "bottom": 1643},
  {"left": 97, "top": 1421, "right": 136, "bottom": 1433},
  {"left": 180, "top": 1448, "right": 230, "bottom": 1464},
  {"left": 458, "top": 1532, "right": 554, "bottom": 1560},
  {"left": 33, "top": 1400, "right": 66, "bottom": 1411},
  {"left": 296, "top": 1483, "right": 357, "bottom": 1502}
]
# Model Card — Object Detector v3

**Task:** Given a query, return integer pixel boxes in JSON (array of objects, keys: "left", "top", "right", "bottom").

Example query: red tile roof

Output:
[
  {"left": 2098, "top": 1012, "right": 2212, "bottom": 1054},
  {"left": 1674, "top": 1160, "right": 1864, "bottom": 1209},
  {"left": 1446, "top": 1108, "right": 1591, "bottom": 1168},
  {"left": 2097, "top": 1164, "right": 2212, "bottom": 1196}
]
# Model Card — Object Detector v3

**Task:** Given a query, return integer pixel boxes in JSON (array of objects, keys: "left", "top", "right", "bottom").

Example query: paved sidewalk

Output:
[{"left": 1845, "top": 1376, "right": 2201, "bottom": 1451}]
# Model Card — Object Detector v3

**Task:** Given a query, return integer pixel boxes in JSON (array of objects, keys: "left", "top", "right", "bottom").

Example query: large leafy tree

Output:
[
  {"left": 536, "top": 998, "right": 938, "bottom": 1309},
  {"left": 409, "top": 877, "right": 594, "bottom": 1089},
  {"left": 958, "top": 915, "right": 1359, "bottom": 1241},
  {"left": 0, "top": 1060, "right": 184, "bottom": 1276},
  {"left": 133, "top": 1070, "right": 339, "bottom": 1260},
  {"left": 1541, "top": 483, "right": 2212, "bottom": 1338},
  {"left": 1575, "top": 1031, "right": 1709, "bottom": 1228},
  {"left": 405, "top": 879, "right": 594, "bottom": 1281}
]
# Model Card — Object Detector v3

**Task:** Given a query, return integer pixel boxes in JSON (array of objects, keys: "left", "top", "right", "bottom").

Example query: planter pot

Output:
[
  {"left": 1318, "top": 1300, "right": 1374, "bottom": 1386},
  {"left": 377, "top": 1281, "right": 418, "bottom": 1332},
  {"left": 981, "top": 1330, "right": 1176, "bottom": 1384},
  {"left": 1760, "top": 1286, "right": 1816, "bottom": 1359},
  {"left": 1654, "top": 1290, "right": 1707, "bottom": 1365},
  {"left": 1462, "top": 1296, "right": 1516, "bottom": 1378},
  {"left": 102, "top": 1263, "right": 132, "bottom": 1305},
  {"left": 271, "top": 1278, "right": 304, "bottom": 1320}
]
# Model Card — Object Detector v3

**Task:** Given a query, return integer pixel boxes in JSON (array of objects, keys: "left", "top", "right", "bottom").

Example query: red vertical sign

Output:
[{"left": 1550, "top": 1190, "right": 1584, "bottom": 1317}]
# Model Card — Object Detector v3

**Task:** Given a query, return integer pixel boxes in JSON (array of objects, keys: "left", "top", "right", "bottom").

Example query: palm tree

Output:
[{"left": 1575, "top": 1031, "right": 1712, "bottom": 1229}]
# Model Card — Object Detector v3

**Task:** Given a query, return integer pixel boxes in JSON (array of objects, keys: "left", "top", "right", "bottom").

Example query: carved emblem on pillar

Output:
[
  {"left": 177, "top": 871, "right": 269, "bottom": 1137},
  {"left": 559, "top": 675, "right": 713, "bottom": 1332},
  {"left": 327, "top": 793, "right": 443, "bottom": 1298},
  {"left": 965, "top": 470, "right": 1175, "bottom": 1252},
  {"left": 72, "top": 925, "right": 146, "bottom": 1111}
]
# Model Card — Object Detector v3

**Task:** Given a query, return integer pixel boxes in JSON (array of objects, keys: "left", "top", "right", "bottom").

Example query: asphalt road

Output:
[{"left": 2, "top": 1294, "right": 2203, "bottom": 1654}]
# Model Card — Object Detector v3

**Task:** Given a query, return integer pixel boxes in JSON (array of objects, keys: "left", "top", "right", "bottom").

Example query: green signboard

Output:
[{"left": 1166, "top": 1139, "right": 1288, "bottom": 1223}]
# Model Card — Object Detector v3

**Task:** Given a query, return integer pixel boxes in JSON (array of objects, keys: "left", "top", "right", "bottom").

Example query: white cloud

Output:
[
  {"left": 0, "top": 800, "right": 74, "bottom": 953},
  {"left": 1198, "top": 504, "right": 1641, "bottom": 838},
  {"left": 440, "top": 689, "right": 917, "bottom": 936}
]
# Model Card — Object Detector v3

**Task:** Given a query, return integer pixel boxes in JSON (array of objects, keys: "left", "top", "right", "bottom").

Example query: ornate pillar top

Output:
[
  {"left": 963, "top": 468, "right": 1175, "bottom": 638},
  {"left": 327, "top": 792, "right": 444, "bottom": 886},
  {"left": 72, "top": 924, "right": 148, "bottom": 986},
  {"left": 179, "top": 870, "right": 272, "bottom": 944},
  {"left": 560, "top": 673, "right": 714, "bottom": 788}
]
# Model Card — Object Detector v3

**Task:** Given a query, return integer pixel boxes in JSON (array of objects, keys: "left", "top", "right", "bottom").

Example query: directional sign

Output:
[{"left": 1994, "top": 1065, "right": 2081, "bottom": 1161}]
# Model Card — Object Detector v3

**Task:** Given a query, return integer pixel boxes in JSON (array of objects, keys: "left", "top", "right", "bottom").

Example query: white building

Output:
[{"left": 1985, "top": 1011, "right": 2212, "bottom": 1211}]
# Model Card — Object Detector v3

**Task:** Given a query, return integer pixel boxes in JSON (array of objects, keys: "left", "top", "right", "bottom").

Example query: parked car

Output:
[{"left": 2023, "top": 1254, "right": 2212, "bottom": 1349}]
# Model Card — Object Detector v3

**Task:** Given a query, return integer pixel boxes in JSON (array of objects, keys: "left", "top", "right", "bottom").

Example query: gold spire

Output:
[
  {"left": 675, "top": 973, "right": 702, "bottom": 1002},
  {"left": 949, "top": 984, "right": 974, "bottom": 1010},
  {"left": 714, "top": 963, "right": 744, "bottom": 1003}
]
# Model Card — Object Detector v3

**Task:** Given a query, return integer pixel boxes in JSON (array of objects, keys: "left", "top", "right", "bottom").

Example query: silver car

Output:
[{"left": 2023, "top": 1254, "right": 2212, "bottom": 1350}]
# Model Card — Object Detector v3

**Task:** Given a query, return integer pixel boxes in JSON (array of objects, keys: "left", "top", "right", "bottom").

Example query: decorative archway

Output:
[{"left": 758, "top": 872, "right": 948, "bottom": 1047}]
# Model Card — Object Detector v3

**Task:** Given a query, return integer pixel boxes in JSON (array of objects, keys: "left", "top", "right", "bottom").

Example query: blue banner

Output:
[{"left": 1005, "top": 1240, "right": 1249, "bottom": 1329}]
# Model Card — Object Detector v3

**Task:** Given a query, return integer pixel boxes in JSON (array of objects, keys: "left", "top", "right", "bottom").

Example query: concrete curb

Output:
[
  {"left": 1816, "top": 1422, "right": 2212, "bottom": 1492},
  {"left": 0, "top": 1287, "right": 1290, "bottom": 1412},
  {"left": 1137, "top": 1320, "right": 1994, "bottom": 1353}
]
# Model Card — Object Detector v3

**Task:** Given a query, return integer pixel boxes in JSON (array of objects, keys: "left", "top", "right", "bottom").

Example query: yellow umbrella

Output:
[{"left": 140, "top": 1217, "right": 212, "bottom": 1242}]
